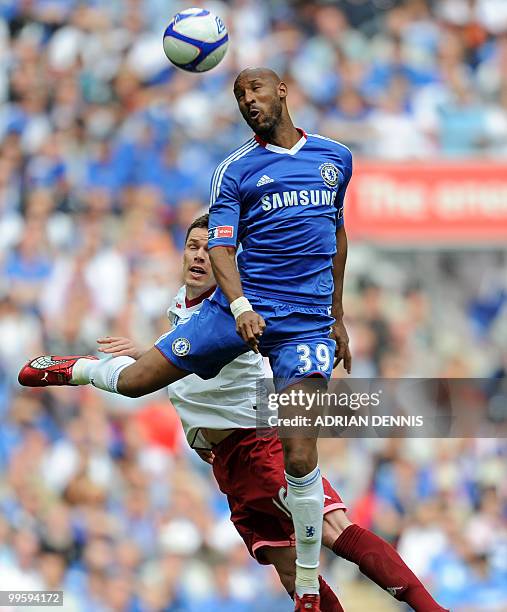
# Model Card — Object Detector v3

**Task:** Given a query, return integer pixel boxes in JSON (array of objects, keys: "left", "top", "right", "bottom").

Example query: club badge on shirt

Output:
[
  {"left": 172, "top": 337, "right": 191, "bottom": 356},
  {"left": 319, "top": 162, "right": 340, "bottom": 188}
]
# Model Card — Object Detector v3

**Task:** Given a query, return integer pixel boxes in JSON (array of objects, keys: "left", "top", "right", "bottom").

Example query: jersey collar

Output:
[
  {"left": 254, "top": 128, "right": 307, "bottom": 155},
  {"left": 184, "top": 285, "right": 216, "bottom": 308}
]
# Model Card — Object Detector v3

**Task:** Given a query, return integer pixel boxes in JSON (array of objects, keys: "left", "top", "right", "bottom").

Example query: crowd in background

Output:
[{"left": 0, "top": 0, "right": 506, "bottom": 610}]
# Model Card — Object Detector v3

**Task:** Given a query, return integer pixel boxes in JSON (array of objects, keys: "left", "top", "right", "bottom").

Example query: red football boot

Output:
[
  {"left": 18, "top": 355, "right": 97, "bottom": 387},
  {"left": 295, "top": 594, "right": 321, "bottom": 612}
]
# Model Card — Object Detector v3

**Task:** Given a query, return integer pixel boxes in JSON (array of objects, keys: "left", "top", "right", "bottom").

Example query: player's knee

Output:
[
  {"left": 282, "top": 441, "right": 317, "bottom": 477},
  {"left": 284, "top": 456, "right": 314, "bottom": 478}
]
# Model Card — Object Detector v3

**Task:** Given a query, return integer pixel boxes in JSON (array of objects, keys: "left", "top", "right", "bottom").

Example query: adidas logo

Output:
[{"left": 256, "top": 174, "right": 275, "bottom": 187}]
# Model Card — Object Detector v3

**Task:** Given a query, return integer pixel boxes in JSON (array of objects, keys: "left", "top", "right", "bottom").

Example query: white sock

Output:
[
  {"left": 71, "top": 356, "right": 135, "bottom": 393},
  {"left": 285, "top": 465, "right": 324, "bottom": 597}
]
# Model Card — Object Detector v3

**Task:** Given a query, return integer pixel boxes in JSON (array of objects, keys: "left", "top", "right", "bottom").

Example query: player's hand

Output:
[
  {"left": 330, "top": 320, "right": 352, "bottom": 374},
  {"left": 236, "top": 311, "right": 266, "bottom": 353},
  {"left": 96, "top": 336, "right": 146, "bottom": 360},
  {"left": 195, "top": 449, "right": 215, "bottom": 465}
]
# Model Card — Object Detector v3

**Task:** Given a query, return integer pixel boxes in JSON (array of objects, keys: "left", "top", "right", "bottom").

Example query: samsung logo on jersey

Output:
[{"left": 261, "top": 189, "right": 337, "bottom": 212}]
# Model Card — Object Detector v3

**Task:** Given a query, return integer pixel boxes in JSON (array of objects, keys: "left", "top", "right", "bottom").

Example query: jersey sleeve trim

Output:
[
  {"left": 209, "top": 139, "right": 259, "bottom": 249},
  {"left": 307, "top": 133, "right": 353, "bottom": 158},
  {"left": 210, "top": 138, "right": 258, "bottom": 206},
  {"left": 307, "top": 134, "right": 353, "bottom": 229}
]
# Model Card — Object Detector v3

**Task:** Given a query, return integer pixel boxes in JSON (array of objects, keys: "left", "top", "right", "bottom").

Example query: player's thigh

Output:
[
  {"left": 117, "top": 347, "right": 187, "bottom": 397},
  {"left": 269, "top": 338, "right": 336, "bottom": 391},
  {"left": 260, "top": 302, "right": 335, "bottom": 388},
  {"left": 261, "top": 546, "right": 296, "bottom": 593},
  {"left": 269, "top": 332, "right": 335, "bottom": 472},
  {"left": 156, "top": 298, "right": 249, "bottom": 379}
]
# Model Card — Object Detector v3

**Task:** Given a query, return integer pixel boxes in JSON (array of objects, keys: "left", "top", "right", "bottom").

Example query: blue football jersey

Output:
[{"left": 208, "top": 130, "right": 353, "bottom": 305}]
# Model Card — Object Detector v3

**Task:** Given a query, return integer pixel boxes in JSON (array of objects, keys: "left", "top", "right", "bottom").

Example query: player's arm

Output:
[
  {"left": 331, "top": 149, "right": 353, "bottom": 373},
  {"left": 209, "top": 246, "right": 265, "bottom": 353},
  {"left": 331, "top": 225, "right": 351, "bottom": 373},
  {"left": 208, "top": 162, "right": 265, "bottom": 353},
  {"left": 208, "top": 245, "right": 243, "bottom": 303}
]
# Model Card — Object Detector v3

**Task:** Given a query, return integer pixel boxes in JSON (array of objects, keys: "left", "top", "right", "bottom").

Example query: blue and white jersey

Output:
[{"left": 208, "top": 130, "right": 352, "bottom": 306}]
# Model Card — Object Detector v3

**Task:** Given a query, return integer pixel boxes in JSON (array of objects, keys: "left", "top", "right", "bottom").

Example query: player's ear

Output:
[{"left": 278, "top": 81, "right": 287, "bottom": 99}]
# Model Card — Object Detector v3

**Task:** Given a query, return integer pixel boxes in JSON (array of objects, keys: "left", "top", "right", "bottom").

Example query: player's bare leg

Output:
[
  {"left": 278, "top": 379, "right": 325, "bottom": 610},
  {"left": 262, "top": 547, "right": 344, "bottom": 612},
  {"left": 115, "top": 348, "right": 187, "bottom": 396},
  {"left": 322, "top": 510, "right": 449, "bottom": 612},
  {"left": 19, "top": 348, "right": 187, "bottom": 396}
]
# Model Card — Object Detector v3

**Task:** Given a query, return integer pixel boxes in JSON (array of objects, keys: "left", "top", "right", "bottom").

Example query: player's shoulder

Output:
[
  {"left": 307, "top": 133, "right": 353, "bottom": 163},
  {"left": 174, "top": 285, "right": 187, "bottom": 305},
  {"left": 167, "top": 285, "right": 186, "bottom": 321},
  {"left": 213, "top": 137, "right": 260, "bottom": 178}
]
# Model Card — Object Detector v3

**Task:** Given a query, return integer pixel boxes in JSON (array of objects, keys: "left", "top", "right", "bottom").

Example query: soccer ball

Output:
[{"left": 163, "top": 8, "right": 229, "bottom": 73}]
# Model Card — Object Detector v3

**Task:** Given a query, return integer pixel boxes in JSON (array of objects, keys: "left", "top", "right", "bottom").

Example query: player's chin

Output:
[
  {"left": 245, "top": 114, "right": 267, "bottom": 132},
  {"left": 185, "top": 275, "right": 210, "bottom": 290},
  {"left": 244, "top": 117, "right": 258, "bottom": 131},
  {"left": 254, "top": 118, "right": 276, "bottom": 137}
]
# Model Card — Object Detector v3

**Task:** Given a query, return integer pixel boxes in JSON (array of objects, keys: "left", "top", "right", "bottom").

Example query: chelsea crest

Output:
[
  {"left": 319, "top": 162, "right": 339, "bottom": 188},
  {"left": 172, "top": 337, "right": 191, "bottom": 356}
]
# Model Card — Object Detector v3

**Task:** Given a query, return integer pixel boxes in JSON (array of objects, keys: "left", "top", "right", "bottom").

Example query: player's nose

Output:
[
  {"left": 195, "top": 248, "right": 206, "bottom": 261},
  {"left": 244, "top": 90, "right": 256, "bottom": 105}
]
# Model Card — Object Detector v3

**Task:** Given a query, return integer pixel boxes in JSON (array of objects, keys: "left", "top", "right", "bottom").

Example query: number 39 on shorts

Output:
[{"left": 297, "top": 343, "right": 332, "bottom": 374}]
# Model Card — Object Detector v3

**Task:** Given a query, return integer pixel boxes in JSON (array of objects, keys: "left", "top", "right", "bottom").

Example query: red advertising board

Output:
[{"left": 345, "top": 161, "right": 507, "bottom": 244}]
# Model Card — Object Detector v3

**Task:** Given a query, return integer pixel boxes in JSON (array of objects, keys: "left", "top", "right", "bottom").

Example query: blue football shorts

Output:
[{"left": 156, "top": 291, "right": 336, "bottom": 391}]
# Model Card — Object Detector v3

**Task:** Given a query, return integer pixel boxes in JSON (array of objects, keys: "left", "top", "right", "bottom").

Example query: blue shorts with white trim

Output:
[{"left": 156, "top": 290, "right": 335, "bottom": 391}]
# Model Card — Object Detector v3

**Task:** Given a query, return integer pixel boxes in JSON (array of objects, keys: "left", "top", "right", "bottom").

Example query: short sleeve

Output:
[
  {"left": 336, "top": 147, "right": 353, "bottom": 228},
  {"left": 208, "top": 163, "right": 241, "bottom": 249}
]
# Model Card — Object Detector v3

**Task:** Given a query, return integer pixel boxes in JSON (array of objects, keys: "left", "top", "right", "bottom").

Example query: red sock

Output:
[
  {"left": 319, "top": 575, "right": 344, "bottom": 612},
  {"left": 332, "top": 524, "right": 448, "bottom": 611}
]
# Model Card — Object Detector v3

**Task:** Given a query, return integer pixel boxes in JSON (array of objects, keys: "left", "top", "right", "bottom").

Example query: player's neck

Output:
[
  {"left": 185, "top": 284, "right": 216, "bottom": 307},
  {"left": 259, "top": 118, "right": 301, "bottom": 150}
]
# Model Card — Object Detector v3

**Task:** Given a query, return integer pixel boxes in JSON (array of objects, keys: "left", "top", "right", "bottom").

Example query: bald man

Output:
[{"left": 20, "top": 69, "right": 446, "bottom": 612}]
